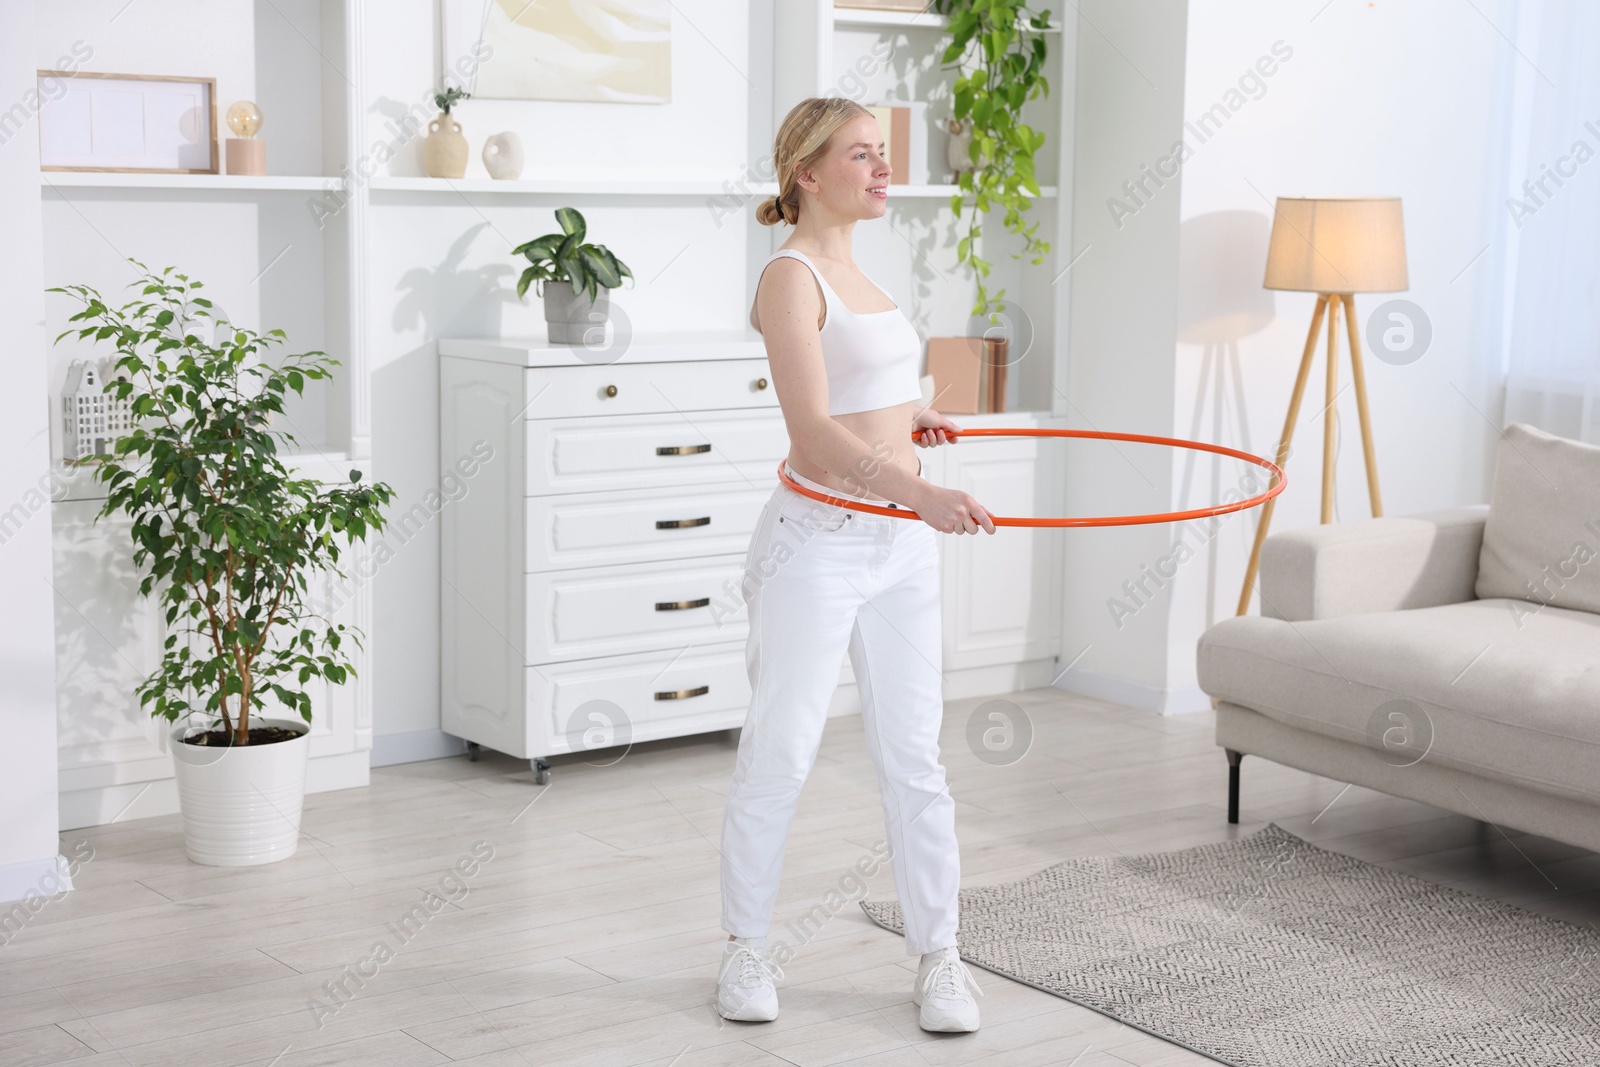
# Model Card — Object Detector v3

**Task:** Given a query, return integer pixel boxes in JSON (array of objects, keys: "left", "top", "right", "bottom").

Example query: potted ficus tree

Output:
[
  {"left": 49, "top": 260, "right": 396, "bottom": 867},
  {"left": 512, "top": 207, "right": 634, "bottom": 344}
]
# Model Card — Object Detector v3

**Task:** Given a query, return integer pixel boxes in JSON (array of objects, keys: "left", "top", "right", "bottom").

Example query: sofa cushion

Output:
[
  {"left": 1197, "top": 598, "right": 1600, "bottom": 804},
  {"left": 1475, "top": 421, "right": 1600, "bottom": 614}
]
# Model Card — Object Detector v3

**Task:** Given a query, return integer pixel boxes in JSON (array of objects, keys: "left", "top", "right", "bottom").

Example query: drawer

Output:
[
  {"left": 526, "top": 481, "right": 772, "bottom": 572},
  {"left": 522, "top": 358, "right": 778, "bottom": 419},
  {"left": 527, "top": 554, "right": 749, "bottom": 663},
  {"left": 528, "top": 641, "right": 753, "bottom": 758},
  {"left": 527, "top": 409, "right": 789, "bottom": 495}
]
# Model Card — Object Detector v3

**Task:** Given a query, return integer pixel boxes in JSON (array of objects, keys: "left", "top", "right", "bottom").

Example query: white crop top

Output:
[{"left": 758, "top": 248, "right": 924, "bottom": 416}]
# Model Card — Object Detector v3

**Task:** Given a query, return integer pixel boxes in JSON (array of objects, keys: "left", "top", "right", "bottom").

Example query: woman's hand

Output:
[
  {"left": 913, "top": 408, "right": 962, "bottom": 448},
  {"left": 913, "top": 484, "right": 996, "bottom": 535}
]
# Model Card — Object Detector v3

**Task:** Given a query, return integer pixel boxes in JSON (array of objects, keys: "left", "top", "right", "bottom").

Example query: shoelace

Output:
[
  {"left": 922, "top": 952, "right": 984, "bottom": 1002},
  {"left": 729, "top": 943, "right": 785, "bottom": 988}
]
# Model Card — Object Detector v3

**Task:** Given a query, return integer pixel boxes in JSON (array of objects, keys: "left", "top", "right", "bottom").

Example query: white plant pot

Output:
[{"left": 169, "top": 717, "right": 311, "bottom": 867}]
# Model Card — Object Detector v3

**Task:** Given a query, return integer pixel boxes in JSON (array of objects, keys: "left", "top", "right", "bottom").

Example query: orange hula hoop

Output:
[{"left": 774, "top": 428, "right": 1286, "bottom": 528}]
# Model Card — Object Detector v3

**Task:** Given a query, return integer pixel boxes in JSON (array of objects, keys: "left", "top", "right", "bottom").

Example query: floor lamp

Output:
[{"left": 1236, "top": 197, "right": 1409, "bottom": 616}]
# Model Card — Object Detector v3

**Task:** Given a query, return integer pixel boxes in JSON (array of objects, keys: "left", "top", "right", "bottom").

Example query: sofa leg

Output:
[{"left": 1226, "top": 749, "right": 1243, "bottom": 824}]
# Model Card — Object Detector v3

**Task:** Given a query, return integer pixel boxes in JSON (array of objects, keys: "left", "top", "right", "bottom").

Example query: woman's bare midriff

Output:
[{"left": 786, "top": 400, "right": 921, "bottom": 502}]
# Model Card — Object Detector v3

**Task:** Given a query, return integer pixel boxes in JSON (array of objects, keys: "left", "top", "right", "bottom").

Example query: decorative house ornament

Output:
[
  {"left": 224, "top": 99, "right": 265, "bottom": 175},
  {"left": 61, "top": 357, "right": 133, "bottom": 463},
  {"left": 947, "top": 117, "right": 975, "bottom": 180},
  {"left": 482, "top": 131, "right": 524, "bottom": 179}
]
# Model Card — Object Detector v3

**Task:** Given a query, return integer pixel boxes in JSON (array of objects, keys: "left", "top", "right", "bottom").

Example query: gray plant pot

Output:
[{"left": 542, "top": 280, "right": 612, "bottom": 345}]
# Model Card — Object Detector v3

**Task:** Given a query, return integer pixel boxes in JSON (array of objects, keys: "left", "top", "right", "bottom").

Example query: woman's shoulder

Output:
[{"left": 754, "top": 250, "right": 828, "bottom": 332}]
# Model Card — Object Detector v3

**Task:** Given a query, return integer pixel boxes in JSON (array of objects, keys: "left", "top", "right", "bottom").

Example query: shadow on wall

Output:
[
  {"left": 372, "top": 221, "right": 521, "bottom": 741},
  {"left": 393, "top": 222, "right": 518, "bottom": 337},
  {"left": 1176, "top": 209, "right": 1277, "bottom": 629}
]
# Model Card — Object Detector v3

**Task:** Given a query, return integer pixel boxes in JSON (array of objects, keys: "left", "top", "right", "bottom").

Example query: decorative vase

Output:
[
  {"left": 542, "top": 280, "right": 612, "bottom": 345},
  {"left": 423, "top": 111, "right": 468, "bottom": 179},
  {"left": 482, "top": 131, "right": 524, "bottom": 180},
  {"left": 168, "top": 717, "right": 311, "bottom": 866}
]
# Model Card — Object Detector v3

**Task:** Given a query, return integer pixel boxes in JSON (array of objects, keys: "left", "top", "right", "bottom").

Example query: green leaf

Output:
[
  {"left": 578, "top": 246, "right": 622, "bottom": 289},
  {"left": 554, "top": 207, "right": 586, "bottom": 241}
]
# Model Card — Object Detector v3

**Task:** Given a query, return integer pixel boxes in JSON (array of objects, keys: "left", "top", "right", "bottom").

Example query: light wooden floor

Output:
[{"left": 7, "top": 689, "right": 1599, "bottom": 1067}]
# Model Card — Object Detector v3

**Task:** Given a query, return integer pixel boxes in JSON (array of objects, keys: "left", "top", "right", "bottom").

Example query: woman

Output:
[{"left": 715, "top": 96, "right": 993, "bottom": 1034}]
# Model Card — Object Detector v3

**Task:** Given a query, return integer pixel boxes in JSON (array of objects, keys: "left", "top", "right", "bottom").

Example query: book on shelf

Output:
[
  {"left": 863, "top": 103, "right": 929, "bottom": 185},
  {"left": 925, "top": 336, "right": 1009, "bottom": 414}
]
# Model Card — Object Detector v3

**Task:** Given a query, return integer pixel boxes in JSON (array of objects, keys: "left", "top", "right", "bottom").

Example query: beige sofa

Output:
[{"left": 1197, "top": 423, "right": 1600, "bottom": 853}]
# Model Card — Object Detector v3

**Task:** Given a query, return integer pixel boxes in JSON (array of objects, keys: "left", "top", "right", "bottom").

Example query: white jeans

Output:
[{"left": 720, "top": 457, "right": 960, "bottom": 957}]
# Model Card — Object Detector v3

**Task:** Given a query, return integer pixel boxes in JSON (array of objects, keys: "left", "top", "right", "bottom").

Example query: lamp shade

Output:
[{"left": 1262, "top": 197, "right": 1408, "bottom": 294}]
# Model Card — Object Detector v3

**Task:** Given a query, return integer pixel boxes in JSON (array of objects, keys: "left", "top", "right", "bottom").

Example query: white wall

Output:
[
  {"left": 1059, "top": 0, "right": 1191, "bottom": 712},
  {"left": 1059, "top": 0, "right": 1520, "bottom": 712},
  {"left": 0, "top": 1, "right": 67, "bottom": 904},
  {"left": 1161, "top": 0, "right": 1520, "bottom": 699}
]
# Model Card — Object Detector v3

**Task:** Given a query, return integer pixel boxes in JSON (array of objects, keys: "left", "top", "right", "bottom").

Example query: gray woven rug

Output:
[{"left": 860, "top": 823, "right": 1600, "bottom": 1066}]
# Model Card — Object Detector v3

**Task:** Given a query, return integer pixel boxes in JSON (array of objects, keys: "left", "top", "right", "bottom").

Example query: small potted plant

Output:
[
  {"left": 512, "top": 207, "right": 634, "bottom": 344},
  {"left": 424, "top": 85, "right": 470, "bottom": 178},
  {"left": 49, "top": 260, "right": 396, "bottom": 867}
]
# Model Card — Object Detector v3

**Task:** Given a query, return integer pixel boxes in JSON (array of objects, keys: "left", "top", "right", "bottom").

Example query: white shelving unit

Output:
[
  {"left": 434, "top": 2, "right": 1076, "bottom": 780},
  {"left": 39, "top": 0, "right": 1077, "bottom": 816},
  {"left": 37, "top": 0, "right": 375, "bottom": 828}
]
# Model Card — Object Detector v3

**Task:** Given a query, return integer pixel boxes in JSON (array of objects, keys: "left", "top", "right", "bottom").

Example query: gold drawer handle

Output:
[
  {"left": 657, "top": 443, "right": 712, "bottom": 456},
  {"left": 604, "top": 384, "right": 618, "bottom": 398},
  {"left": 656, "top": 516, "right": 711, "bottom": 529},
  {"left": 655, "top": 684, "right": 710, "bottom": 701},
  {"left": 656, "top": 597, "right": 711, "bottom": 611},
  {"left": 755, "top": 377, "right": 769, "bottom": 390}
]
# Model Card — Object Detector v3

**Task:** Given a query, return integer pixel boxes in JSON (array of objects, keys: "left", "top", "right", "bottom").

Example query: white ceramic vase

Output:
[
  {"left": 482, "top": 131, "right": 524, "bottom": 180},
  {"left": 169, "top": 717, "right": 311, "bottom": 866}
]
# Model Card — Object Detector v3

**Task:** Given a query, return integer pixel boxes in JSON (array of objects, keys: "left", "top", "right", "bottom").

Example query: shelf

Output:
[
  {"left": 885, "top": 183, "right": 1056, "bottom": 198},
  {"left": 369, "top": 177, "right": 1053, "bottom": 199},
  {"left": 49, "top": 446, "right": 363, "bottom": 504},
  {"left": 370, "top": 176, "right": 754, "bottom": 196},
  {"left": 831, "top": 7, "right": 1061, "bottom": 32},
  {"left": 39, "top": 172, "right": 338, "bottom": 192}
]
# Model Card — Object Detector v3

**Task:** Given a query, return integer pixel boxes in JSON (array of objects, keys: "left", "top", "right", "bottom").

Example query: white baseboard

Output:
[
  {"left": 59, "top": 750, "right": 371, "bottom": 830},
  {"left": 0, "top": 854, "right": 74, "bottom": 910},
  {"left": 1051, "top": 668, "right": 1213, "bottom": 716},
  {"left": 370, "top": 729, "right": 469, "bottom": 767}
]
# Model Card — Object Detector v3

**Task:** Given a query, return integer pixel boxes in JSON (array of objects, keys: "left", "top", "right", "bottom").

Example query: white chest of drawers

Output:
[{"left": 439, "top": 331, "right": 786, "bottom": 783}]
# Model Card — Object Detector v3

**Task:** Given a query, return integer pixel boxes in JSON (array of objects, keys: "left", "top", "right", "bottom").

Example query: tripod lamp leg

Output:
[{"left": 1236, "top": 294, "right": 1328, "bottom": 616}]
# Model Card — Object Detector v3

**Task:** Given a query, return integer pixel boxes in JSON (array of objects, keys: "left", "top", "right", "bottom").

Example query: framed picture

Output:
[
  {"left": 36, "top": 71, "right": 217, "bottom": 174},
  {"left": 441, "top": 0, "right": 671, "bottom": 104}
]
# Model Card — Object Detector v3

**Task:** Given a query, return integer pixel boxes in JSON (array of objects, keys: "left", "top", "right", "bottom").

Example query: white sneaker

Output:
[
  {"left": 913, "top": 945, "right": 983, "bottom": 1032},
  {"left": 716, "top": 938, "right": 783, "bottom": 1022}
]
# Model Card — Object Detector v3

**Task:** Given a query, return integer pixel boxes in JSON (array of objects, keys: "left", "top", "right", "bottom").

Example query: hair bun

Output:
[{"left": 756, "top": 195, "right": 786, "bottom": 227}]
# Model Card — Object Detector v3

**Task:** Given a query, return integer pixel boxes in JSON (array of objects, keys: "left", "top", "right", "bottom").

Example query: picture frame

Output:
[{"left": 36, "top": 71, "right": 218, "bottom": 174}]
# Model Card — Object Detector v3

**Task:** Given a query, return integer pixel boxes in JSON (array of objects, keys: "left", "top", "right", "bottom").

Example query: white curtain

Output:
[{"left": 1504, "top": 0, "right": 1600, "bottom": 444}]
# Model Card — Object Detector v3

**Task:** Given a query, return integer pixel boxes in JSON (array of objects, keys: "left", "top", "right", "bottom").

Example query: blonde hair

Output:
[{"left": 757, "top": 96, "right": 871, "bottom": 227}]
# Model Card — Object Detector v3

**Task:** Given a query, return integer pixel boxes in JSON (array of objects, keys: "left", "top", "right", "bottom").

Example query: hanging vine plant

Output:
[{"left": 932, "top": 0, "right": 1054, "bottom": 318}]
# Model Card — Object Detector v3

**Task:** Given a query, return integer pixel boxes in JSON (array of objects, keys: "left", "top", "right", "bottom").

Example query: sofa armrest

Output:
[{"left": 1259, "top": 505, "right": 1489, "bottom": 621}]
